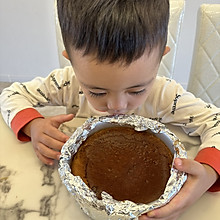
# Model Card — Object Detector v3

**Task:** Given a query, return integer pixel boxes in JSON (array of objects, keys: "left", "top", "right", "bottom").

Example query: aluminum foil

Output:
[{"left": 58, "top": 114, "right": 187, "bottom": 220}]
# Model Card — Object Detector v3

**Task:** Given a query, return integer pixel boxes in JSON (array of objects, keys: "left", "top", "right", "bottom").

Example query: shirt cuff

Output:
[
  {"left": 11, "top": 108, "right": 44, "bottom": 142},
  {"left": 195, "top": 147, "right": 220, "bottom": 192}
]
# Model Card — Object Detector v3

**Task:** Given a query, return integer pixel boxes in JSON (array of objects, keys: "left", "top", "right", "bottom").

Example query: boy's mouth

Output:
[
  {"left": 107, "top": 110, "right": 128, "bottom": 115},
  {"left": 94, "top": 107, "right": 127, "bottom": 115}
]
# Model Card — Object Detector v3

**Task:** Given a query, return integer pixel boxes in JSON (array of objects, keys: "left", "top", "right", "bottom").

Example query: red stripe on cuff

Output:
[{"left": 11, "top": 108, "right": 44, "bottom": 142}]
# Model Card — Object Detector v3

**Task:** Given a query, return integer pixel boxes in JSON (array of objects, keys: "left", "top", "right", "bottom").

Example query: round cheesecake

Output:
[{"left": 71, "top": 126, "right": 173, "bottom": 204}]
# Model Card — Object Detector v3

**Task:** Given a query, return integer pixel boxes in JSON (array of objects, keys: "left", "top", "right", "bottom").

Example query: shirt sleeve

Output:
[{"left": 0, "top": 66, "right": 80, "bottom": 132}]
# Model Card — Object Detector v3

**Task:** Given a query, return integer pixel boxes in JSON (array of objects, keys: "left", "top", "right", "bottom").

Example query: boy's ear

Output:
[
  {"left": 62, "top": 50, "right": 70, "bottom": 60},
  {"left": 163, "top": 46, "right": 170, "bottom": 56}
]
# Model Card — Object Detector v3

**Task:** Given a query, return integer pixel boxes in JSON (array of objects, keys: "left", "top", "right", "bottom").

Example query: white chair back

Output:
[{"left": 187, "top": 4, "right": 220, "bottom": 107}]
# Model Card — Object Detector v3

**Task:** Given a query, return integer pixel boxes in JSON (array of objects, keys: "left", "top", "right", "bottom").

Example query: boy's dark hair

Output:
[{"left": 57, "top": 0, "right": 169, "bottom": 64}]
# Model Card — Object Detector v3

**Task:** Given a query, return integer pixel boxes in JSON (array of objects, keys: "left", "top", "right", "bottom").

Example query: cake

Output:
[{"left": 71, "top": 126, "right": 173, "bottom": 204}]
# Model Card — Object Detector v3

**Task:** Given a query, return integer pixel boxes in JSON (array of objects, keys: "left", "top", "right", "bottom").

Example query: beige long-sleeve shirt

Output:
[{"left": 0, "top": 66, "right": 220, "bottom": 190}]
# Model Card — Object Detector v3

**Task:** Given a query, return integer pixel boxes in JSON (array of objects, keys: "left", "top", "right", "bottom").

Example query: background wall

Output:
[
  {"left": 0, "top": 0, "right": 59, "bottom": 82},
  {"left": 0, "top": 0, "right": 220, "bottom": 88}
]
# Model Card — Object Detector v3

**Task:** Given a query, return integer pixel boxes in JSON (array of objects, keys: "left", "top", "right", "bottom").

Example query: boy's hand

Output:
[
  {"left": 22, "top": 114, "right": 74, "bottom": 165},
  {"left": 139, "top": 158, "right": 219, "bottom": 220}
]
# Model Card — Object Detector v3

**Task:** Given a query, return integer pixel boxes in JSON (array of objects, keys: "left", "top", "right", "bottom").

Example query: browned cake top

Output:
[{"left": 71, "top": 126, "right": 173, "bottom": 204}]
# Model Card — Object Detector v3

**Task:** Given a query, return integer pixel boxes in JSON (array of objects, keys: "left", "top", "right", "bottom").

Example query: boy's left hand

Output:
[{"left": 139, "top": 158, "right": 219, "bottom": 220}]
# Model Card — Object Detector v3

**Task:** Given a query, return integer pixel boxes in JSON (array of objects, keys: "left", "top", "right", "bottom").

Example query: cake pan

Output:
[{"left": 58, "top": 114, "right": 187, "bottom": 220}]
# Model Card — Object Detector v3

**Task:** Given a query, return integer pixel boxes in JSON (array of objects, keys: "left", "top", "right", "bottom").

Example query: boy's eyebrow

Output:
[
  {"left": 80, "top": 77, "right": 155, "bottom": 90},
  {"left": 126, "top": 77, "right": 155, "bottom": 89},
  {"left": 80, "top": 82, "right": 106, "bottom": 90}
]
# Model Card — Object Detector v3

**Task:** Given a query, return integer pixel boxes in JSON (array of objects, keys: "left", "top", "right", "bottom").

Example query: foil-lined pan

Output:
[{"left": 58, "top": 114, "right": 187, "bottom": 220}]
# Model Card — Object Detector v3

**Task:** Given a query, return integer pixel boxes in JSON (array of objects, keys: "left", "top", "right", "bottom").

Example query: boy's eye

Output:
[
  {"left": 89, "top": 91, "right": 106, "bottom": 97},
  {"left": 129, "top": 89, "right": 146, "bottom": 95}
]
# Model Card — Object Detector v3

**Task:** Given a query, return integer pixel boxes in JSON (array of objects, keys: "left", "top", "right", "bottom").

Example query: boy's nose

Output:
[{"left": 107, "top": 95, "right": 127, "bottom": 113}]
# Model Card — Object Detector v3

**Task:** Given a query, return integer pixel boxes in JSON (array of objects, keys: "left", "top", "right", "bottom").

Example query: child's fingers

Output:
[
  {"left": 146, "top": 193, "right": 185, "bottom": 219},
  {"left": 35, "top": 142, "right": 60, "bottom": 160},
  {"left": 34, "top": 146, "right": 56, "bottom": 166},
  {"left": 139, "top": 213, "right": 178, "bottom": 220},
  {"left": 43, "top": 126, "right": 70, "bottom": 145},
  {"left": 138, "top": 214, "right": 152, "bottom": 220},
  {"left": 33, "top": 142, "right": 61, "bottom": 166},
  {"left": 29, "top": 115, "right": 75, "bottom": 165}
]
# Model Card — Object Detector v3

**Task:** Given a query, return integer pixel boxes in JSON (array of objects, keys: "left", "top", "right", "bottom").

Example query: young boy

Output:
[{"left": 0, "top": 0, "right": 219, "bottom": 219}]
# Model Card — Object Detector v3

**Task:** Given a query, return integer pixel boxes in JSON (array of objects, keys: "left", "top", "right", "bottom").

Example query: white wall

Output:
[
  {"left": 0, "top": 0, "right": 59, "bottom": 82},
  {"left": 0, "top": 0, "right": 220, "bottom": 87}
]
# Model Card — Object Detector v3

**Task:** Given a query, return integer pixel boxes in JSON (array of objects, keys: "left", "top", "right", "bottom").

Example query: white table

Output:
[{"left": 0, "top": 113, "right": 219, "bottom": 220}]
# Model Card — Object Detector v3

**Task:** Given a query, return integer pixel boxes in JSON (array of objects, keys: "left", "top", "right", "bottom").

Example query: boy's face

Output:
[{"left": 69, "top": 48, "right": 161, "bottom": 115}]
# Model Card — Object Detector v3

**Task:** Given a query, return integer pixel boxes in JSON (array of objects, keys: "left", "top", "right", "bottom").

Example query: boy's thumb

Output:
[
  {"left": 174, "top": 158, "right": 201, "bottom": 176},
  {"left": 52, "top": 114, "right": 74, "bottom": 126},
  {"left": 61, "top": 113, "right": 75, "bottom": 122}
]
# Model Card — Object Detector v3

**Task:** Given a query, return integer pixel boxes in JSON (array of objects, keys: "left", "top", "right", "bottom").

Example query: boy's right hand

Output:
[{"left": 22, "top": 114, "right": 74, "bottom": 165}]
